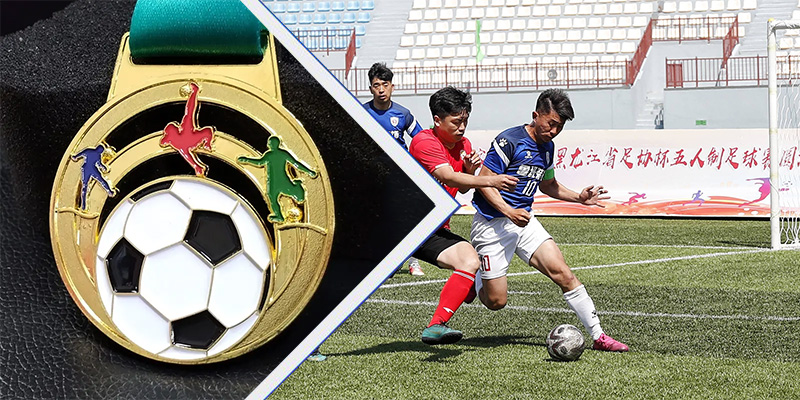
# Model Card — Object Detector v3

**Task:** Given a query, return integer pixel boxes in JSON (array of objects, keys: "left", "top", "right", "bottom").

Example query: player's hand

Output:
[
  {"left": 491, "top": 174, "right": 518, "bottom": 192},
  {"left": 462, "top": 150, "right": 483, "bottom": 175},
  {"left": 505, "top": 208, "right": 530, "bottom": 227},
  {"left": 579, "top": 185, "right": 610, "bottom": 207}
]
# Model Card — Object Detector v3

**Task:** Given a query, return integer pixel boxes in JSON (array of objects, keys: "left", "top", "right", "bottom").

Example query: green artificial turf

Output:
[{"left": 270, "top": 216, "right": 800, "bottom": 400}]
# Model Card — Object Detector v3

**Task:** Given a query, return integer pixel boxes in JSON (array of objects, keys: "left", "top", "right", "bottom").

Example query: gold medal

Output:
[{"left": 50, "top": 32, "right": 334, "bottom": 364}]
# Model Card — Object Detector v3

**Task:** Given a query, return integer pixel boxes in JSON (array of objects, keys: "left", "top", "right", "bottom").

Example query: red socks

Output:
[{"left": 428, "top": 269, "right": 475, "bottom": 327}]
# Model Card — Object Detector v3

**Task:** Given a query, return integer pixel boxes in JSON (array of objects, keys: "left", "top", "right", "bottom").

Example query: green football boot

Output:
[{"left": 421, "top": 323, "right": 463, "bottom": 345}]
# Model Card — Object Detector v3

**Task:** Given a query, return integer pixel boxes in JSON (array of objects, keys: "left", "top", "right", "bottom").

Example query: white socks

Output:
[{"left": 563, "top": 284, "right": 603, "bottom": 341}]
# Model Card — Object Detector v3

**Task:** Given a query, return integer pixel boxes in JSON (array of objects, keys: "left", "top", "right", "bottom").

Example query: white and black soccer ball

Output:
[
  {"left": 94, "top": 178, "right": 272, "bottom": 362},
  {"left": 546, "top": 324, "right": 585, "bottom": 362}
]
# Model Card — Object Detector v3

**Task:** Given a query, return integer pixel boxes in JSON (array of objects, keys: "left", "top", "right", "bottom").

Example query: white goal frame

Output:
[{"left": 768, "top": 19, "right": 800, "bottom": 249}]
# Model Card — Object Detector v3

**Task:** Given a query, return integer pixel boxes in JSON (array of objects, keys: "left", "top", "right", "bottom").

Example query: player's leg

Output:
[
  {"left": 469, "top": 213, "right": 516, "bottom": 309},
  {"left": 520, "top": 219, "right": 628, "bottom": 352},
  {"left": 478, "top": 276, "right": 508, "bottom": 310},
  {"left": 79, "top": 175, "right": 91, "bottom": 210},
  {"left": 94, "top": 174, "right": 116, "bottom": 197},
  {"left": 266, "top": 193, "right": 286, "bottom": 222},
  {"left": 407, "top": 256, "right": 424, "bottom": 276},
  {"left": 413, "top": 229, "right": 479, "bottom": 345}
]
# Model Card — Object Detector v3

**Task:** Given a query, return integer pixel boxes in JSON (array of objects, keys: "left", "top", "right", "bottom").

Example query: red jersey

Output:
[{"left": 410, "top": 128, "right": 472, "bottom": 230}]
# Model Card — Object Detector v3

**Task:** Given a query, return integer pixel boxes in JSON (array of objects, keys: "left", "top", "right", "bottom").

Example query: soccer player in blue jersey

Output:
[
  {"left": 470, "top": 89, "right": 629, "bottom": 352},
  {"left": 363, "top": 63, "right": 426, "bottom": 276},
  {"left": 363, "top": 63, "right": 423, "bottom": 149}
]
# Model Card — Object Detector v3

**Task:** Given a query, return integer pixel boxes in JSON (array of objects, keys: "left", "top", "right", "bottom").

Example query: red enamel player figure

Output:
[{"left": 160, "top": 82, "right": 215, "bottom": 176}]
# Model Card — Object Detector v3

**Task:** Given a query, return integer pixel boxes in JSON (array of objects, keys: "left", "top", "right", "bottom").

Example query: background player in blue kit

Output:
[
  {"left": 363, "top": 63, "right": 426, "bottom": 276},
  {"left": 470, "top": 89, "right": 629, "bottom": 352}
]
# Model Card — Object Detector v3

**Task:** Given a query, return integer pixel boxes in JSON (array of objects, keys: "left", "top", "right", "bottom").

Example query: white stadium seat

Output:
[
  {"left": 538, "top": 31, "right": 552, "bottom": 41},
  {"left": 523, "top": 31, "right": 537, "bottom": 42}
]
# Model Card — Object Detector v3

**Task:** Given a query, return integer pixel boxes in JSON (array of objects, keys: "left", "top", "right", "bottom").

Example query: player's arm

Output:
[
  {"left": 431, "top": 165, "right": 517, "bottom": 193},
  {"left": 538, "top": 177, "right": 609, "bottom": 207},
  {"left": 290, "top": 159, "right": 318, "bottom": 178},
  {"left": 71, "top": 149, "right": 89, "bottom": 161},
  {"left": 406, "top": 116, "right": 423, "bottom": 137},
  {"left": 476, "top": 167, "right": 531, "bottom": 227}
]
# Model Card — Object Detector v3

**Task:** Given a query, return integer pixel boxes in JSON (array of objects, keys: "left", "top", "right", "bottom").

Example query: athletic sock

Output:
[
  {"left": 429, "top": 269, "right": 475, "bottom": 327},
  {"left": 563, "top": 284, "right": 604, "bottom": 340}
]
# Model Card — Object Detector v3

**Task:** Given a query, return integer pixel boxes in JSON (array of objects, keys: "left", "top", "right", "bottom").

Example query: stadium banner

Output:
[{"left": 457, "top": 129, "right": 779, "bottom": 217}]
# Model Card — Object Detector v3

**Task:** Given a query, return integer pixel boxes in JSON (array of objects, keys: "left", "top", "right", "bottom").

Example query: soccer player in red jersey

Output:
[{"left": 409, "top": 87, "right": 518, "bottom": 344}]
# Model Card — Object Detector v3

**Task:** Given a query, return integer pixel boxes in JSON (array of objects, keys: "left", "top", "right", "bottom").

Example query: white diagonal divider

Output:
[{"left": 239, "top": 1, "right": 459, "bottom": 398}]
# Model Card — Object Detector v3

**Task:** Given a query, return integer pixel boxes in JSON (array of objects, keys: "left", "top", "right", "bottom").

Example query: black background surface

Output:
[{"left": 0, "top": 1, "right": 433, "bottom": 398}]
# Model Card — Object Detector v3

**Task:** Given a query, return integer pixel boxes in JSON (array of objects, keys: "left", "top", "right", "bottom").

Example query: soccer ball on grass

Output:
[{"left": 546, "top": 324, "right": 585, "bottom": 362}]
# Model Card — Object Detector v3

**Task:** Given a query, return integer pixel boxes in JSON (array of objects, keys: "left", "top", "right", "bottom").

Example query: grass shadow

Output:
[{"left": 326, "top": 334, "right": 545, "bottom": 363}]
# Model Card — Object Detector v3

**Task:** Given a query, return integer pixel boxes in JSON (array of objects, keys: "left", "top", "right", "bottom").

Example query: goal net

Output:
[{"left": 769, "top": 20, "right": 800, "bottom": 249}]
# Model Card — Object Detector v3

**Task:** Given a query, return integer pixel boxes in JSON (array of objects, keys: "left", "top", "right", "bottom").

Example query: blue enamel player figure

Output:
[{"left": 71, "top": 144, "right": 117, "bottom": 210}]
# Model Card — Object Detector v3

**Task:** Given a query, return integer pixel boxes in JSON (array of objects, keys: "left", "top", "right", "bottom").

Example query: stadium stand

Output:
[
  {"left": 396, "top": 0, "right": 659, "bottom": 68},
  {"left": 262, "top": 0, "right": 374, "bottom": 50}
]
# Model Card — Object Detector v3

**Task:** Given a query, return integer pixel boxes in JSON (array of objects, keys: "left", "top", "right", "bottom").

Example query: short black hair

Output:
[
  {"left": 536, "top": 89, "right": 574, "bottom": 122},
  {"left": 368, "top": 62, "right": 393, "bottom": 82},
  {"left": 429, "top": 86, "right": 472, "bottom": 119}
]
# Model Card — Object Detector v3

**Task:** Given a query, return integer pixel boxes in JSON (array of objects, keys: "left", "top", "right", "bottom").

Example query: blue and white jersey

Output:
[
  {"left": 363, "top": 100, "right": 423, "bottom": 149},
  {"left": 473, "top": 125, "right": 556, "bottom": 220}
]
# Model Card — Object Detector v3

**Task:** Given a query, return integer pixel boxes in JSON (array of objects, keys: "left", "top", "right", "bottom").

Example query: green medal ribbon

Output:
[{"left": 130, "top": 0, "right": 267, "bottom": 62}]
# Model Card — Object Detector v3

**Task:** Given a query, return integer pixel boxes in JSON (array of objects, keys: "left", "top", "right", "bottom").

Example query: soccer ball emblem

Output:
[
  {"left": 546, "top": 324, "right": 585, "bottom": 362},
  {"left": 94, "top": 178, "right": 272, "bottom": 361}
]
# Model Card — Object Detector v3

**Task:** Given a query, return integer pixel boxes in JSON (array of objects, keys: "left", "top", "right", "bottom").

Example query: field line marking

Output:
[
  {"left": 560, "top": 243, "right": 760, "bottom": 250},
  {"left": 365, "top": 299, "right": 800, "bottom": 322},
  {"left": 380, "top": 248, "right": 773, "bottom": 289}
]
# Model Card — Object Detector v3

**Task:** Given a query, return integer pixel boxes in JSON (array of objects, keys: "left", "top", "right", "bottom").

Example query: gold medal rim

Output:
[{"left": 49, "top": 77, "right": 335, "bottom": 364}]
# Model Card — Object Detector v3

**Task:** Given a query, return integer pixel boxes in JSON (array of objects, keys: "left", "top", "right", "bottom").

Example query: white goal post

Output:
[{"left": 768, "top": 19, "right": 800, "bottom": 249}]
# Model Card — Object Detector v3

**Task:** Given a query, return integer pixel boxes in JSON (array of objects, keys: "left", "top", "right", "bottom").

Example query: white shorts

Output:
[{"left": 470, "top": 212, "right": 552, "bottom": 280}]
